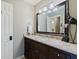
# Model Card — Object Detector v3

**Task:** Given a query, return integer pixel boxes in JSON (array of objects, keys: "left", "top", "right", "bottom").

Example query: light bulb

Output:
[
  {"left": 52, "top": 21, "right": 54, "bottom": 24},
  {"left": 39, "top": 9, "right": 42, "bottom": 13},
  {"left": 43, "top": 7, "right": 47, "bottom": 11},
  {"left": 49, "top": 3, "right": 54, "bottom": 9}
]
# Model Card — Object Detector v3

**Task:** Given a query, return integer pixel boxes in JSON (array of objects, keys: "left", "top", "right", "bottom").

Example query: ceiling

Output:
[{"left": 24, "top": 0, "right": 42, "bottom": 5}]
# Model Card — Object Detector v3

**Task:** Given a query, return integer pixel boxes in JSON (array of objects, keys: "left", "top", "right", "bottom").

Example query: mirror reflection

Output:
[{"left": 37, "top": 3, "right": 65, "bottom": 33}]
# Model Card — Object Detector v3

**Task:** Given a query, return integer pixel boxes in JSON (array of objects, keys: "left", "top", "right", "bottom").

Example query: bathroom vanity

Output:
[
  {"left": 24, "top": 0, "right": 77, "bottom": 59},
  {"left": 24, "top": 34, "right": 77, "bottom": 59}
]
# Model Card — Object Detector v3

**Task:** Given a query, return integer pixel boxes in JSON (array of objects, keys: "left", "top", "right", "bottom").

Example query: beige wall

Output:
[
  {"left": 69, "top": 0, "right": 77, "bottom": 43},
  {"left": 2, "top": 0, "right": 34, "bottom": 59},
  {"left": 69, "top": 24, "right": 77, "bottom": 43},
  {"left": 69, "top": 0, "right": 77, "bottom": 19}
]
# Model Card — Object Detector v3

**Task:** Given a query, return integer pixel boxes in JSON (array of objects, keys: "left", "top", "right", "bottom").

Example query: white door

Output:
[{"left": 1, "top": 1, "right": 13, "bottom": 59}]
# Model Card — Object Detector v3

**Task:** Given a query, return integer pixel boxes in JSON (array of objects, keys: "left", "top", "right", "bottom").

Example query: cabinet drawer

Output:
[
  {"left": 48, "top": 47, "right": 59, "bottom": 54},
  {"left": 30, "top": 40, "right": 48, "bottom": 53},
  {"left": 48, "top": 47, "right": 67, "bottom": 59},
  {"left": 58, "top": 52, "right": 67, "bottom": 59}
]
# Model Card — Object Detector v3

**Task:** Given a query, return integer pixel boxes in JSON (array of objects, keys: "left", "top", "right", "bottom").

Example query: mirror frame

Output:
[{"left": 36, "top": 0, "right": 69, "bottom": 35}]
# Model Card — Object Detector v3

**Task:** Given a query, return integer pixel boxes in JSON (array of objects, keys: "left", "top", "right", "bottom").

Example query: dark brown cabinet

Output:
[
  {"left": 24, "top": 37, "right": 76, "bottom": 59},
  {"left": 48, "top": 48, "right": 67, "bottom": 59}
]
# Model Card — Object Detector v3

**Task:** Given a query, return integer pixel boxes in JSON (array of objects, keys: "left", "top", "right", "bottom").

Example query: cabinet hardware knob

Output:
[{"left": 57, "top": 54, "right": 60, "bottom": 56}]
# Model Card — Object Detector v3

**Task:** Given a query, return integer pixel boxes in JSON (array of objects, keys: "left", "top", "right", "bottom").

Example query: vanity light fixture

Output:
[
  {"left": 43, "top": 7, "right": 47, "bottom": 11},
  {"left": 47, "top": 10, "right": 52, "bottom": 13},
  {"left": 49, "top": 3, "right": 54, "bottom": 9}
]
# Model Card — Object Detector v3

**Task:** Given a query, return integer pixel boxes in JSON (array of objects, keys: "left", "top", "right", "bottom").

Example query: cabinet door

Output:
[
  {"left": 24, "top": 38, "right": 33, "bottom": 59},
  {"left": 24, "top": 37, "right": 71, "bottom": 59},
  {"left": 30, "top": 40, "right": 49, "bottom": 59},
  {"left": 28, "top": 49, "right": 39, "bottom": 59},
  {"left": 48, "top": 48, "right": 59, "bottom": 59},
  {"left": 58, "top": 52, "right": 67, "bottom": 59},
  {"left": 48, "top": 47, "right": 67, "bottom": 59},
  {"left": 24, "top": 37, "right": 30, "bottom": 58}
]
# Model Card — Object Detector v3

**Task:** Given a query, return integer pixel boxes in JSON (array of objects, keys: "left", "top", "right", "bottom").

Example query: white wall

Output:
[
  {"left": 13, "top": 0, "right": 34, "bottom": 58},
  {"left": 2, "top": 0, "right": 34, "bottom": 58}
]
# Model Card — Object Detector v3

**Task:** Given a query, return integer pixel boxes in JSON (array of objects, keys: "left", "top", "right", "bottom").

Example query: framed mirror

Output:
[{"left": 36, "top": 0, "right": 69, "bottom": 35}]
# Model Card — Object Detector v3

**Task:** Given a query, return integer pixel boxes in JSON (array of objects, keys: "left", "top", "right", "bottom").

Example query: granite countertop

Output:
[{"left": 24, "top": 34, "right": 77, "bottom": 55}]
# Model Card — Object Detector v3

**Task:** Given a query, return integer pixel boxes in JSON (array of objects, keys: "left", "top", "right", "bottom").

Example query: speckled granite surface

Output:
[{"left": 24, "top": 34, "right": 77, "bottom": 55}]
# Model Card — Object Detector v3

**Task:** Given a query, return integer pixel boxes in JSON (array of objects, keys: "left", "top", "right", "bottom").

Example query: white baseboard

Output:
[{"left": 16, "top": 55, "right": 24, "bottom": 59}]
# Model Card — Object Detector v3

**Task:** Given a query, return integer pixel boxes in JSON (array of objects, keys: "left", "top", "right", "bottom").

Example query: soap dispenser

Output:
[
  {"left": 27, "top": 26, "right": 30, "bottom": 35},
  {"left": 26, "top": 24, "right": 32, "bottom": 35}
]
